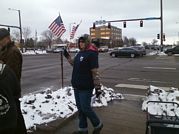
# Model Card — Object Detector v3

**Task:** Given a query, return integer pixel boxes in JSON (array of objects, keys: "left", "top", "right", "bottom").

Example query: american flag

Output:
[
  {"left": 48, "top": 15, "right": 66, "bottom": 37},
  {"left": 70, "top": 24, "right": 80, "bottom": 40}
]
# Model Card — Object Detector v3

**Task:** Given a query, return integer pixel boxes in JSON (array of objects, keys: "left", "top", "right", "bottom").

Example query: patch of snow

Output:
[
  {"left": 21, "top": 86, "right": 123, "bottom": 130},
  {"left": 142, "top": 85, "right": 179, "bottom": 116},
  {"left": 22, "top": 50, "right": 47, "bottom": 55},
  {"left": 147, "top": 51, "right": 167, "bottom": 56}
]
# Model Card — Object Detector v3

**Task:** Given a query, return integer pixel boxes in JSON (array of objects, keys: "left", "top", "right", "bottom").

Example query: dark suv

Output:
[{"left": 164, "top": 46, "right": 179, "bottom": 56}]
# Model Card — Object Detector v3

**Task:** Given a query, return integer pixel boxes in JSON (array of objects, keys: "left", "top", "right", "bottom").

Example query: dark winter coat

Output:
[
  {"left": 71, "top": 44, "right": 99, "bottom": 90},
  {"left": 0, "top": 63, "right": 18, "bottom": 131},
  {"left": 0, "top": 42, "right": 22, "bottom": 98}
]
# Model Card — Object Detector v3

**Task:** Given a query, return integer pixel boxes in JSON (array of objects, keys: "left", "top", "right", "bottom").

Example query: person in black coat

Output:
[
  {"left": 0, "top": 28, "right": 26, "bottom": 134},
  {"left": 0, "top": 60, "right": 18, "bottom": 134}
]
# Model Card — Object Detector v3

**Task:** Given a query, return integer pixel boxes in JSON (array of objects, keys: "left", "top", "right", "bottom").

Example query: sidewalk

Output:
[{"left": 31, "top": 95, "right": 146, "bottom": 134}]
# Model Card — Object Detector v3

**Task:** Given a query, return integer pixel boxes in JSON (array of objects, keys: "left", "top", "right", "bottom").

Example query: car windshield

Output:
[
  {"left": 122, "top": 48, "right": 134, "bottom": 51},
  {"left": 132, "top": 46, "right": 144, "bottom": 50}
]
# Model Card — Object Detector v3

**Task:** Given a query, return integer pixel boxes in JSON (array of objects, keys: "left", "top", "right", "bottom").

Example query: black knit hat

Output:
[
  {"left": 78, "top": 34, "right": 90, "bottom": 44},
  {"left": 78, "top": 34, "right": 91, "bottom": 50},
  {"left": 0, "top": 28, "right": 10, "bottom": 40}
]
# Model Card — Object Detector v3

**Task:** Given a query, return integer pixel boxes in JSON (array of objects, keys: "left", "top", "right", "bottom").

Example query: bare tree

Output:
[
  {"left": 12, "top": 30, "right": 20, "bottom": 42},
  {"left": 129, "top": 38, "right": 137, "bottom": 46},
  {"left": 123, "top": 36, "right": 129, "bottom": 46},
  {"left": 142, "top": 42, "right": 148, "bottom": 46},
  {"left": 151, "top": 39, "right": 158, "bottom": 45},
  {"left": 23, "top": 27, "right": 31, "bottom": 51},
  {"left": 23, "top": 27, "right": 31, "bottom": 41},
  {"left": 41, "top": 30, "right": 54, "bottom": 48}
]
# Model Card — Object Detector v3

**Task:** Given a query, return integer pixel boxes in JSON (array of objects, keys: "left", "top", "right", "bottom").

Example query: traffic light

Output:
[
  {"left": 163, "top": 34, "right": 165, "bottom": 41},
  {"left": 157, "top": 34, "right": 160, "bottom": 39},
  {"left": 93, "top": 23, "right": 95, "bottom": 29},
  {"left": 140, "top": 20, "right": 143, "bottom": 27},
  {"left": 123, "top": 21, "right": 126, "bottom": 28},
  {"left": 108, "top": 22, "right": 111, "bottom": 29}
]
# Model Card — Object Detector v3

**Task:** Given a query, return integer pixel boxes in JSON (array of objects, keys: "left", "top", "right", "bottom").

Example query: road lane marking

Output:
[
  {"left": 144, "top": 67, "right": 176, "bottom": 70},
  {"left": 123, "top": 94, "right": 146, "bottom": 101},
  {"left": 128, "top": 77, "right": 170, "bottom": 84},
  {"left": 123, "top": 94, "right": 145, "bottom": 98},
  {"left": 115, "top": 84, "right": 148, "bottom": 89},
  {"left": 115, "top": 83, "right": 172, "bottom": 91}
]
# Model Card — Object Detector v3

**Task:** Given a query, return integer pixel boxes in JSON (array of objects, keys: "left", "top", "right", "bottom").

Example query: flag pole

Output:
[
  {"left": 60, "top": 48, "right": 64, "bottom": 88},
  {"left": 59, "top": 12, "right": 64, "bottom": 89},
  {"left": 48, "top": 12, "right": 66, "bottom": 88}
]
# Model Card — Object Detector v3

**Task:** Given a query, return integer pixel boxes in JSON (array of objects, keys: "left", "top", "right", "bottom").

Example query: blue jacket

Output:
[{"left": 71, "top": 46, "right": 98, "bottom": 90}]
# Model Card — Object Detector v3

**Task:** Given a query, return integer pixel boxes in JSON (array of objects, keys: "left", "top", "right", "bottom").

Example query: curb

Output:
[{"left": 29, "top": 112, "right": 78, "bottom": 134}]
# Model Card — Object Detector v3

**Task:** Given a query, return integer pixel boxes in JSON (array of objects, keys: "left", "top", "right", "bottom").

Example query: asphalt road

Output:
[{"left": 21, "top": 53, "right": 179, "bottom": 96}]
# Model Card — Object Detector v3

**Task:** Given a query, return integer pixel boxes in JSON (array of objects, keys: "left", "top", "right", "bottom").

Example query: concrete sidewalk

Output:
[{"left": 31, "top": 95, "right": 146, "bottom": 134}]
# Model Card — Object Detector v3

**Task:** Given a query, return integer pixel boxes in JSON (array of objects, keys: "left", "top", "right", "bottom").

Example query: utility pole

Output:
[
  {"left": 34, "top": 30, "right": 37, "bottom": 51},
  {"left": 9, "top": 8, "right": 23, "bottom": 52},
  {"left": 176, "top": 22, "right": 179, "bottom": 45},
  {"left": 18, "top": 10, "right": 23, "bottom": 52},
  {"left": 160, "top": 0, "right": 164, "bottom": 50}
]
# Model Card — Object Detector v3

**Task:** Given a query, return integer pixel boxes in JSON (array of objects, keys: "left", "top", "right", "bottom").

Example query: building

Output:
[{"left": 90, "top": 25, "right": 122, "bottom": 48}]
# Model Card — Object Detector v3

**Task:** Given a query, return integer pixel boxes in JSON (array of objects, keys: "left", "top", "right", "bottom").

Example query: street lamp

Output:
[{"left": 8, "top": 8, "right": 23, "bottom": 52}]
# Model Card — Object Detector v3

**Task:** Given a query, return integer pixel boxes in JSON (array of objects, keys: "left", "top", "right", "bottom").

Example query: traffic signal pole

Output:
[
  {"left": 106, "top": 17, "right": 160, "bottom": 23},
  {"left": 94, "top": 0, "right": 164, "bottom": 50},
  {"left": 0, "top": 24, "right": 20, "bottom": 29},
  {"left": 160, "top": 0, "right": 164, "bottom": 49}
]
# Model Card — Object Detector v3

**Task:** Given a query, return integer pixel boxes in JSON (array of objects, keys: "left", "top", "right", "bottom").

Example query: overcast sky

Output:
[{"left": 0, "top": 0, "right": 179, "bottom": 44}]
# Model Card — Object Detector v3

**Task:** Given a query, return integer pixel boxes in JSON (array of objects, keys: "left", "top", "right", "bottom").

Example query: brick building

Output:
[{"left": 90, "top": 25, "right": 122, "bottom": 48}]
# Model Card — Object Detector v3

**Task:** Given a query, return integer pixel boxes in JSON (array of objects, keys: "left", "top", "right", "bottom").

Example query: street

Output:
[{"left": 21, "top": 53, "right": 179, "bottom": 96}]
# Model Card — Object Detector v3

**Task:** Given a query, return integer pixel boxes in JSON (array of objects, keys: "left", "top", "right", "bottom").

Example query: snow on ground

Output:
[
  {"left": 147, "top": 51, "right": 167, "bottom": 56},
  {"left": 147, "top": 51, "right": 179, "bottom": 56},
  {"left": 20, "top": 50, "right": 179, "bottom": 130},
  {"left": 21, "top": 86, "right": 123, "bottom": 130},
  {"left": 21, "top": 50, "right": 178, "bottom": 57},
  {"left": 142, "top": 85, "right": 179, "bottom": 116},
  {"left": 22, "top": 50, "right": 47, "bottom": 55}
]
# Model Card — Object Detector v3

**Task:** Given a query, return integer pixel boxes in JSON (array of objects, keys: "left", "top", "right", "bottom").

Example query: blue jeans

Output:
[{"left": 74, "top": 89, "right": 100, "bottom": 130}]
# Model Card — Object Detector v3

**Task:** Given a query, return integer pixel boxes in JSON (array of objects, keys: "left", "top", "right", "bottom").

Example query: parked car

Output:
[
  {"left": 130, "top": 46, "right": 146, "bottom": 55},
  {"left": 53, "top": 48, "right": 63, "bottom": 53},
  {"left": 145, "top": 45, "right": 160, "bottom": 50},
  {"left": 98, "top": 46, "right": 108, "bottom": 52},
  {"left": 46, "top": 48, "right": 55, "bottom": 53},
  {"left": 164, "top": 45, "right": 179, "bottom": 56},
  {"left": 69, "top": 48, "right": 80, "bottom": 53},
  {"left": 109, "top": 47, "right": 142, "bottom": 58}
]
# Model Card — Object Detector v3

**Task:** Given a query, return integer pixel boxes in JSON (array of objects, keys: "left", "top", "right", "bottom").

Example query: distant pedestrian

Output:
[
  {"left": 0, "top": 28, "right": 27, "bottom": 134},
  {"left": 63, "top": 34, "right": 103, "bottom": 134},
  {"left": 0, "top": 60, "right": 18, "bottom": 134}
]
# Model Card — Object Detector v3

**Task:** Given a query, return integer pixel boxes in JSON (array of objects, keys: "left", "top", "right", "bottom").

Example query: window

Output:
[
  {"left": 90, "top": 29, "right": 95, "bottom": 32},
  {"left": 100, "top": 28, "right": 106, "bottom": 30},
  {"left": 101, "top": 32, "right": 106, "bottom": 35}
]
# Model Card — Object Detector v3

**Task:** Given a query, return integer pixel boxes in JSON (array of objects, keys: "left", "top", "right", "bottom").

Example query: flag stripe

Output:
[
  {"left": 48, "top": 15, "right": 66, "bottom": 37},
  {"left": 70, "top": 24, "right": 79, "bottom": 39},
  {"left": 70, "top": 26, "right": 77, "bottom": 39}
]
